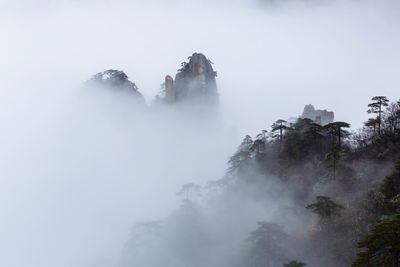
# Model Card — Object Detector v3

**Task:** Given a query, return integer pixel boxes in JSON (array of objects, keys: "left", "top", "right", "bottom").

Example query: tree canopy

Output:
[
  {"left": 353, "top": 214, "right": 400, "bottom": 267},
  {"left": 306, "top": 196, "right": 345, "bottom": 224}
]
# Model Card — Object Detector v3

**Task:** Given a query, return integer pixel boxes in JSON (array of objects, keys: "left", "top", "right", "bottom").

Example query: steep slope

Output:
[{"left": 155, "top": 53, "right": 218, "bottom": 109}]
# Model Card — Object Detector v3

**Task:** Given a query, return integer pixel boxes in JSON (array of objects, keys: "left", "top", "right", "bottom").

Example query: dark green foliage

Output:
[
  {"left": 280, "top": 118, "right": 328, "bottom": 162},
  {"left": 385, "top": 101, "right": 400, "bottom": 134},
  {"left": 251, "top": 131, "right": 268, "bottom": 163},
  {"left": 283, "top": 260, "right": 307, "bottom": 267},
  {"left": 365, "top": 118, "right": 379, "bottom": 133},
  {"left": 320, "top": 121, "right": 350, "bottom": 180},
  {"left": 130, "top": 96, "right": 399, "bottom": 267},
  {"left": 231, "top": 96, "right": 400, "bottom": 267},
  {"left": 354, "top": 98, "right": 400, "bottom": 157},
  {"left": 228, "top": 97, "right": 400, "bottom": 267},
  {"left": 228, "top": 135, "right": 254, "bottom": 175},
  {"left": 87, "top": 69, "right": 145, "bottom": 102},
  {"left": 324, "top": 121, "right": 350, "bottom": 148},
  {"left": 90, "top": 69, "right": 138, "bottom": 91},
  {"left": 377, "top": 160, "right": 400, "bottom": 216},
  {"left": 245, "top": 221, "right": 287, "bottom": 267},
  {"left": 368, "top": 96, "right": 390, "bottom": 136},
  {"left": 272, "top": 119, "right": 289, "bottom": 143},
  {"left": 304, "top": 121, "right": 325, "bottom": 141},
  {"left": 306, "top": 196, "right": 344, "bottom": 224},
  {"left": 353, "top": 214, "right": 400, "bottom": 267},
  {"left": 325, "top": 145, "right": 345, "bottom": 180},
  {"left": 91, "top": 69, "right": 129, "bottom": 86}
]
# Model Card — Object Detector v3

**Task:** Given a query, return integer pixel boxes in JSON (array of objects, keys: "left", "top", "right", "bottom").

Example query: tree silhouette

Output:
[
  {"left": 176, "top": 183, "right": 202, "bottom": 201},
  {"left": 368, "top": 96, "right": 389, "bottom": 136},
  {"left": 228, "top": 135, "right": 253, "bottom": 174},
  {"left": 378, "top": 160, "right": 400, "bottom": 215},
  {"left": 324, "top": 121, "right": 350, "bottom": 148},
  {"left": 272, "top": 119, "right": 289, "bottom": 144},
  {"left": 385, "top": 101, "right": 400, "bottom": 134},
  {"left": 365, "top": 118, "right": 379, "bottom": 135},
  {"left": 246, "top": 221, "right": 287, "bottom": 267},
  {"left": 305, "top": 121, "right": 324, "bottom": 142},
  {"left": 306, "top": 196, "right": 344, "bottom": 226},
  {"left": 325, "top": 146, "right": 344, "bottom": 180},
  {"left": 251, "top": 130, "right": 268, "bottom": 160},
  {"left": 353, "top": 214, "right": 400, "bottom": 267},
  {"left": 323, "top": 122, "right": 350, "bottom": 179}
]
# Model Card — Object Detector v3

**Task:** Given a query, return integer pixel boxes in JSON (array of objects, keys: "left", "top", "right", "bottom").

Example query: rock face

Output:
[
  {"left": 301, "top": 104, "right": 334, "bottom": 125},
  {"left": 156, "top": 53, "right": 218, "bottom": 107},
  {"left": 164, "top": 75, "right": 175, "bottom": 103},
  {"left": 88, "top": 69, "right": 145, "bottom": 102}
]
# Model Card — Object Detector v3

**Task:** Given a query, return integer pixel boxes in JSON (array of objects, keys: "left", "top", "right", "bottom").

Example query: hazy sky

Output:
[
  {"left": 1, "top": 0, "right": 399, "bottom": 128},
  {"left": 0, "top": 1, "right": 399, "bottom": 267}
]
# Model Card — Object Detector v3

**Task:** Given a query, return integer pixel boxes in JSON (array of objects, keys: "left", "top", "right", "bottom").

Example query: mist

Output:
[{"left": 1, "top": 0, "right": 400, "bottom": 266}]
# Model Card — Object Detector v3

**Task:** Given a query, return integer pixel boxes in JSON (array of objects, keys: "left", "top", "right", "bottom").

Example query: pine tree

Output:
[
  {"left": 306, "top": 196, "right": 345, "bottom": 226},
  {"left": 272, "top": 119, "right": 289, "bottom": 144},
  {"left": 365, "top": 118, "right": 379, "bottom": 135},
  {"left": 324, "top": 121, "right": 351, "bottom": 148},
  {"left": 176, "top": 183, "right": 202, "bottom": 201},
  {"left": 379, "top": 160, "right": 400, "bottom": 215},
  {"left": 368, "top": 96, "right": 390, "bottom": 136},
  {"left": 353, "top": 214, "right": 400, "bottom": 267},
  {"left": 246, "top": 221, "right": 287, "bottom": 267},
  {"left": 227, "top": 135, "right": 254, "bottom": 175},
  {"left": 325, "top": 146, "right": 344, "bottom": 180}
]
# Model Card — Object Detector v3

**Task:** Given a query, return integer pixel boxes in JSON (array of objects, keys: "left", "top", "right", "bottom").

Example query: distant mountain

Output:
[
  {"left": 87, "top": 69, "right": 145, "bottom": 103},
  {"left": 155, "top": 53, "right": 219, "bottom": 108},
  {"left": 301, "top": 104, "right": 334, "bottom": 125}
]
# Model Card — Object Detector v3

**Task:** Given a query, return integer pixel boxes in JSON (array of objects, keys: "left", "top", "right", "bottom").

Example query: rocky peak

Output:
[
  {"left": 88, "top": 69, "right": 144, "bottom": 102},
  {"left": 156, "top": 53, "right": 218, "bottom": 107},
  {"left": 301, "top": 104, "right": 334, "bottom": 125},
  {"left": 177, "top": 53, "right": 216, "bottom": 80}
]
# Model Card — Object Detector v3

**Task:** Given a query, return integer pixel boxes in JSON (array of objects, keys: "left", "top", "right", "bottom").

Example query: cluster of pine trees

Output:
[
  {"left": 226, "top": 96, "right": 400, "bottom": 266},
  {"left": 121, "top": 96, "right": 400, "bottom": 267}
]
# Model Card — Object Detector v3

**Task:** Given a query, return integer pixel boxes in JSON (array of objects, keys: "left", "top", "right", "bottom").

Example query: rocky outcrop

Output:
[
  {"left": 301, "top": 104, "right": 334, "bottom": 125},
  {"left": 155, "top": 53, "right": 218, "bottom": 107},
  {"left": 164, "top": 75, "right": 175, "bottom": 103},
  {"left": 87, "top": 69, "right": 145, "bottom": 103},
  {"left": 87, "top": 54, "right": 219, "bottom": 111}
]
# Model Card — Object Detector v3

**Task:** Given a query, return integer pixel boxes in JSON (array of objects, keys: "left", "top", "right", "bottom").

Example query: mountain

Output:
[
  {"left": 155, "top": 53, "right": 219, "bottom": 108},
  {"left": 87, "top": 69, "right": 145, "bottom": 103},
  {"left": 119, "top": 96, "right": 400, "bottom": 267},
  {"left": 301, "top": 104, "right": 334, "bottom": 125}
]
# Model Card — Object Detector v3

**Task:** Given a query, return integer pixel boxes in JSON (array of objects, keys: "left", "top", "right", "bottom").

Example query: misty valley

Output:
[{"left": 84, "top": 53, "right": 400, "bottom": 267}]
